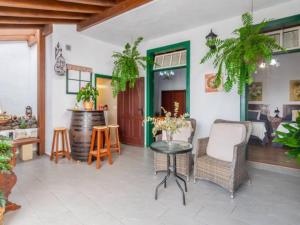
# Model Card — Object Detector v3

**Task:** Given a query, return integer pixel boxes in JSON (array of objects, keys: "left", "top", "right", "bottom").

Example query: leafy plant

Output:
[
  {"left": 0, "top": 137, "right": 13, "bottom": 172},
  {"left": 76, "top": 83, "right": 99, "bottom": 103},
  {"left": 200, "top": 13, "right": 284, "bottom": 94},
  {"left": 273, "top": 113, "right": 300, "bottom": 165},
  {"left": 0, "top": 191, "right": 5, "bottom": 208},
  {"left": 111, "top": 37, "right": 147, "bottom": 97},
  {"left": 19, "top": 118, "right": 27, "bottom": 129}
]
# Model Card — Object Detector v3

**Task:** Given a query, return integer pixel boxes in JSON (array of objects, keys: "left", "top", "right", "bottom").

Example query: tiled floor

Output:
[{"left": 5, "top": 145, "right": 300, "bottom": 225}]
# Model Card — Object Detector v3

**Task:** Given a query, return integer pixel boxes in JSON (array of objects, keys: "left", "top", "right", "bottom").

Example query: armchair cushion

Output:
[
  {"left": 206, "top": 123, "right": 246, "bottom": 162},
  {"left": 162, "top": 121, "right": 193, "bottom": 142}
]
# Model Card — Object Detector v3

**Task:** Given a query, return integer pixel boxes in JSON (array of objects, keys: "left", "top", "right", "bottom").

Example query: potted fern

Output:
[
  {"left": 76, "top": 83, "right": 99, "bottom": 111},
  {"left": 111, "top": 37, "right": 147, "bottom": 97},
  {"left": 273, "top": 114, "right": 300, "bottom": 165},
  {"left": 0, "top": 191, "right": 5, "bottom": 225},
  {"left": 0, "top": 137, "right": 20, "bottom": 213},
  {"left": 201, "top": 13, "right": 284, "bottom": 94}
]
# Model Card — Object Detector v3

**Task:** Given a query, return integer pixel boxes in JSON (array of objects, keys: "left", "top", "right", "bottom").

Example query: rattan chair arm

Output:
[{"left": 195, "top": 137, "right": 209, "bottom": 158}]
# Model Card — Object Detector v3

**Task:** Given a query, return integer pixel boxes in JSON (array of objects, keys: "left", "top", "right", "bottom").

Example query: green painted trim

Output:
[
  {"left": 146, "top": 41, "right": 191, "bottom": 147},
  {"left": 262, "top": 14, "right": 300, "bottom": 32},
  {"left": 94, "top": 73, "right": 112, "bottom": 109},
  {"left": 240, "top": 14, "right": 300, "bottom": 121}
]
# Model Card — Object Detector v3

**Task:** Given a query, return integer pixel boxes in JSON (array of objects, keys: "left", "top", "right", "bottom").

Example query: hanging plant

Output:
[
  {"left": 200, "top": 13, "right": 284, "bottom": 94},
  {"left": 111, "top": 37, "right": 147, "bottom": 97}
]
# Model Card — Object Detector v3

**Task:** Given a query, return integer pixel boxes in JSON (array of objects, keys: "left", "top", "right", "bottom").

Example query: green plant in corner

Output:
[
  {"left": 200, "top": 12, "right": 284, "bottom": 94},
  {"left": 273, "top": 113, "right": 300, "bottom": 165},
  {"left": 111, "top": 37, "right": 147, "bottom": 97},
  {"left": 0, "top": 137, "right": 13, "bottom": 172}
]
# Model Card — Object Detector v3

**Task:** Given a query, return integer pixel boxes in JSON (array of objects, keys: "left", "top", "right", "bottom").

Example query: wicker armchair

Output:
[
  {"left": 154, "top": 118, "right": 196, "bottom": 181},
  {"left": 194, "top": 119, "right": 252, "bottom": 198}
]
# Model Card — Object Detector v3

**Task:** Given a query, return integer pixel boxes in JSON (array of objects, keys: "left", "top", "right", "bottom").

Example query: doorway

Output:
[
  {"left": 95, "top": 74, "right": 117, "bottom": 127},
  {"left": 146, "top": 41, "right": 190, "bottom": 146}
]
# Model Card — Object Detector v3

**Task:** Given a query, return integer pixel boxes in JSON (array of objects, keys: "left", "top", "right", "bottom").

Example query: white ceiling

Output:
[{"left": 82, "top": 0, "right": 292, "bottom": 46}]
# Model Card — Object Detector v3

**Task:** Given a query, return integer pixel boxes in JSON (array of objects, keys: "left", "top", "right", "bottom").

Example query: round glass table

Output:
[{"left": 150, "top": 141, "right": 193, "bottom": 205}]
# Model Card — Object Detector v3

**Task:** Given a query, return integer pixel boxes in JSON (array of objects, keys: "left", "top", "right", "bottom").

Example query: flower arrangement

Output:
[
  {"left": 146, "top": 102, "right": 189, "bottom": 142},
  {"left": 76, "top": 83, "right": 99, "bottom": 110}
]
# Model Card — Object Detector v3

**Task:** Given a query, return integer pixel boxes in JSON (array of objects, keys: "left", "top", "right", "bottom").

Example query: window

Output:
[
  {"left": 153, "top": 50, "right": 187, "bottom": 70},
  {"left": 265, "top": 26, "right": 300, "bottom": 51},
  {"left": 66, "top": 64, "right": 93, "bottom": 94}
]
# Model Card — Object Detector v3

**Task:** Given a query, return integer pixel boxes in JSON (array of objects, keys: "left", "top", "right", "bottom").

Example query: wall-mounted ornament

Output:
[{"left": 54, "top": 42, "right": 66, "bottom": 76}]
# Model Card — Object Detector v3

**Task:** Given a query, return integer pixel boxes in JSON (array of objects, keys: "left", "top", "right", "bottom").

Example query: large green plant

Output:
[
  {"left": 0, "top": 137, "right": 13, "bottom": 172},
  {"left": 273, "top": 114, "right": 300, "bottom": 165},
  {"left": 76, "top": 83, "right": 99, "bottom": 103},
  {"left": 111, "top": 37, "right": 147, "bottom": 97},
  {"left": 200, "top": 13, "right": 284, "bottom": 94}
]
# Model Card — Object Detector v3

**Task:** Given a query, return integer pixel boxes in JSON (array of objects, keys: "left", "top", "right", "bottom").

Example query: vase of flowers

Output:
[
  {"left": 146, "top": 102, "right": 189, "bottom": 146},
  {"left": 76, "top": 83, "right": 99, "bottom": 111}
]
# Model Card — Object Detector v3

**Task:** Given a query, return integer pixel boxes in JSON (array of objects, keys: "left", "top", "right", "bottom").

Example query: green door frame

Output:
[
  {"left": 94, "top": 73, "right": 112, "bottom": 109},
  {"left": 145, "top": 41, "right": 191, "bottom": 147},
  {"left": 240, "top": 14, "right": 300, "bottom": 121}
]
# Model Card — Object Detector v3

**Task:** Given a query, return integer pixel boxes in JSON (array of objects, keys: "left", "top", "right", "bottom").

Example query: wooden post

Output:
[{"left": 37, "top": 29, "right": 45, "bottom": 155}]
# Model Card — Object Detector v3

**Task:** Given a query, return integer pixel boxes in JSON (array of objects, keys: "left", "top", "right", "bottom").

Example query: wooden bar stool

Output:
[
  {"left": 50, "top": 127, "right": 71, "bottom": 163},
  {"left": 88, "top": 126, "right": 112, "bottom": 169},
  {"left": 108, "top": 124, "right": 121, "bottom": 154}
]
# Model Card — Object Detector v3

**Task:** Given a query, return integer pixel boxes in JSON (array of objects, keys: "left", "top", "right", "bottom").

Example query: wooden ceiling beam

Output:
[
  {"left": 0, "top": 17, "right": 80, "bottom": 24},
  {"left": 0, "top": 7, "right": 89, "bottom": 20},
  {"left": 0, "top": 0, "right": 106, "bottom": 13},
  {"left": 0, "top": 34, "right": 29, "bottom": 41},
  {"left": 57, "top": 0, "right": 116, "bottom": 7},
  {"left": 77, "top": 0, "right": 153, "bottom": 31},
  {"left": 0, "top": 24, "right": 44, "bottom": 29}
]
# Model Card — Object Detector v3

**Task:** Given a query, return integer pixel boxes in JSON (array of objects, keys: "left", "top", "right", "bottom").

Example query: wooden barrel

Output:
[{"left": 69, "top": 110, "right": 105, "bottom": 161}]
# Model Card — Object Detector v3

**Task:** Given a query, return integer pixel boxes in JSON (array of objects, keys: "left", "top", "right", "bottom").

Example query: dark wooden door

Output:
[
  {"left": 117, "top": 78, "right": 144, "bottom": 146},
  {"left": 161, "top": 90, "right": 186, "bottom": 116}
]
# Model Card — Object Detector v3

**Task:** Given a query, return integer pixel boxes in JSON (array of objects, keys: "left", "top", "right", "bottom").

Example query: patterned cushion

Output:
[{"left": 206, "top": 123, "right": 246, "bottom": 162}]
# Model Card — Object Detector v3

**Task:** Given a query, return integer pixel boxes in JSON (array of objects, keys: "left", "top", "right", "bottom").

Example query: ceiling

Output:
[
  {"left": 0, "top": 0, "right": 152, "bottom": 32},
  {"left": 82, "top": 0, "right": 292, "bottom": 45}
]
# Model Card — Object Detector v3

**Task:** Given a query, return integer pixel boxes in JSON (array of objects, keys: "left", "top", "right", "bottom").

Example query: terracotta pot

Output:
[
  {"left": 0, "top": 207, "right": 4, "bottom": 225},
  {"left": 83, "top": 101, "right": 94, "bottom": 111},
  {"left": 0, "top": 172, "right": 20, "bottom": 213}
]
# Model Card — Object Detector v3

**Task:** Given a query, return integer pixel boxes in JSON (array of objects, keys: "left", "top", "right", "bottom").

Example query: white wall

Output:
[
  {"left": 250, "top": 52, "right": 300, "bottom": 117},
  {"left": 0, "top": 41, "right": 37, "bottom": 116},
  {"left": 154, "top": 68, "right": 186, "bottom": 113},
  {"left": 141, "top": 0, "right": 300, "bottom": 143},
  {"left": 45, "top": 25, "right": 120, "bottom": 154}
]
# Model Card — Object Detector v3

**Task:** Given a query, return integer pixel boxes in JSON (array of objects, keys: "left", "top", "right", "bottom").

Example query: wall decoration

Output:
[
  {"left": 54, "top": 42, "right": 66, "bottom": 76},
  {"left": 66, "top": 64, "right": 93, "bottom": 94},
  {"left": 249, "top": 82, "right": 263, "bottom": 101},
  {"left": 290, "top": 80, "right": 300, "bottom": 101},
  {"left": 205, "top": 73, "right": 223, "bottom": 92}
]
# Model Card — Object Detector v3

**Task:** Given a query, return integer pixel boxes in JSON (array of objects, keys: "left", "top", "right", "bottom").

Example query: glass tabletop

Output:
[{"left": 150, "top": 141, "right": 193, "bottom": 154}]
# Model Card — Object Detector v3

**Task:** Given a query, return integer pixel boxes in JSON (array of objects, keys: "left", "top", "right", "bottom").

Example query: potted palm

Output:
[
  {"left": 0, "top": 137, "right": 20, "bottom": 213},
  {"left": 0, "top": 192, "right": 5, "bottom": 225},
  {"left": 111, "top": 37, "right": 147, "bottom": 97},
  {"left": 201, "top": 13, "right": 284, "bottom": 94},
  {"left": 76, "top": 83, "right": 99, "bottom": 110}
]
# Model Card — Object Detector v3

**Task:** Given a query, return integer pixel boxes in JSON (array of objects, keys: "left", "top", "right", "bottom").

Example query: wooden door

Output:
[
  {"left": 117, "top": 78, "right": 144, "bottom": 146},
  {"left": 161, "top": 90, "right": 186, "bottom": 116}
]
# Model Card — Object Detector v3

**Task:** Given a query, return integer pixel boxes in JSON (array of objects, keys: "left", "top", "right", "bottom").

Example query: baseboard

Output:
[{"left": 248, "top": 161, "right": 300, "bottom": 177}]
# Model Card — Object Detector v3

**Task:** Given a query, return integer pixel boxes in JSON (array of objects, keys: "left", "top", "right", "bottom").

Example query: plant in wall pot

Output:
[
  {"left": 76, "top": 83, "right": 99, "bottom": 110},
  {"left": 0, "top": 137, "right": 20, "bottom": 214},
  {"left": 200, "top": 13, "right": 284, "bottom": 94},
  {"left": 111, "top": 37, "right": 147, "bottom": 97},
  {"left": 273, "top": 114, "right": 300, "bottom": 165}
]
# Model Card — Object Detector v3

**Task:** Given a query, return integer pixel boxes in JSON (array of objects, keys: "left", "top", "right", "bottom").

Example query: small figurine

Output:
[{"left": 25, "top": 106, "right": 32, "bottom": 119}]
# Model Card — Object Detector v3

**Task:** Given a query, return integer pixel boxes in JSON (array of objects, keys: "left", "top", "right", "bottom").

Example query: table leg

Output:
[
  {"left": 155, "top": 154, "right": 171, "bottom": 200},
  {"left": 173, "top": 154, "right": 186, "bottom": 205}
]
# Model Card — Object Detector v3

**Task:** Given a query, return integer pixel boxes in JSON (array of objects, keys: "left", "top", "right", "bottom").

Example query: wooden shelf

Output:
[{"left": 13, "top": 137, "right": 40, "bottom": 146}]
